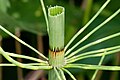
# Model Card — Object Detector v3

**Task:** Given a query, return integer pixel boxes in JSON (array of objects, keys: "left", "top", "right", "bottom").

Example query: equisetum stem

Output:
[
  {"left": 48, "top": 6, "right": 65, "bottom": 80},
  {"left": 48, "top": 6, "right": 65, "bottom": 51},
  {"left": 49, "top": 50, "right": 64, "bottom": 67}
]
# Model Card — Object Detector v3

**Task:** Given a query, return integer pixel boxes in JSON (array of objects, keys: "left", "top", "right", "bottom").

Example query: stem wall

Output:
[{"left": 48, "top": 6, "right": 65, "bottom": 80}]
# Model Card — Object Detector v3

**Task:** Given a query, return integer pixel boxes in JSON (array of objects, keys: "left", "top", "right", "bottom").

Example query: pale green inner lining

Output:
[{"left": 49, "top": 6, "right": 63, "bottom": 16}]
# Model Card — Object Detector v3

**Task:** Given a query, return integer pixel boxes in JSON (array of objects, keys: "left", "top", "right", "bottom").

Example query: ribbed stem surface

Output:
[
  {"left": 48, "top": 6, "right": 65, "bottom": 80},
  {"left": 48, "top": 6, "right": 64, "bottom": 51}
]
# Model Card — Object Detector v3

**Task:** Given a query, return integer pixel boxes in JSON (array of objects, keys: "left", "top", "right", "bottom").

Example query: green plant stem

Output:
[
  {"left": 91, "top": 53, "right": 105, "bottom": 80},
  {"left": 49, "top": 50, "right": 65, "bottom": 67},
  {"left": 0, "top": 25, "right": 48, "bottom": 60},
  {"left": 64, "top": 0, "right": 110, "bottom": 52},
  {"left": 65, "top": 8, "right": 120, "bottom": 57},
  {"left": 48, "top": 6, "right": 65, "bottom": 50},
  {"left": 48, "top": 6, "right": 65, "bottom": 80},
  {"left": 66, "top": 45, "right": 120, "bottom": 63}
]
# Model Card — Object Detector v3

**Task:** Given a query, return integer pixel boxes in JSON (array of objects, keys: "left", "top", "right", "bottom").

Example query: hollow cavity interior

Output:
[{"left": 49, "top": 6, "right": 63, "bottom": 16}]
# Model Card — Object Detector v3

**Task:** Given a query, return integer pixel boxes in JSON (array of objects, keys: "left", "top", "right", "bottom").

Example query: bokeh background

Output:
[{"left": 0, "top": 0, "right": 120, "bottom": 80}]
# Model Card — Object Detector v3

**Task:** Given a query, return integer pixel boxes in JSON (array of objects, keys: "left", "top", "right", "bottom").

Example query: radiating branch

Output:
[
  {"left": 66, "top": 45, "right": 120, "bottom": 63},
  {"left": 0, "top": 25, "right": 48, "bottom": 60},
  {"left": 65, "top": 0, "right": 110, "bottom": 52},
  {"left": 39, "top": 0, "right": 49, "bottom": 33},
  {"left": 0, "top": 63, "right": 48, "bottom": 66},
  {"left": 65, "top": 8, "right": 120, "bottom": 56},
  {"left": 64, "top": 64, "right": 120, "bottom": 71},
  {"left": 6, "top": 52, "right": 48, "bottom": 64},
  {"left": 58, "top": 68, "right": 66, "bottom": 80},
  {"left": 62, "top": 68, "right": 77, "bottom": 80},
  {"left": 0, "top": 47, "right": 52, "bottom": 70},
  {"left": 66, "top": 31, "right": 120, "bottom": 59},
  {"left": 54, "top": 67, "right": 62, "bottom": 80},
  {"left": 91, "top": 52, "right": 105, "bottom": 80}
]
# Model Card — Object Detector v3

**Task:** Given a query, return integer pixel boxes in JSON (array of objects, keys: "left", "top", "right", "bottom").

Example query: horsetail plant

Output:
[{"left": 0, "top": 0, "right": 120, "bottom": 80}]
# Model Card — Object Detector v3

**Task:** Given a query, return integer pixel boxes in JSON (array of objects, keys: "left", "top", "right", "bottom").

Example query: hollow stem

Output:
[
  {"left": 48, "top": 6, "right": 65, "bottom": 51},
  {"left": 48, "top": 6, "right": 65, "bottom": 80}
]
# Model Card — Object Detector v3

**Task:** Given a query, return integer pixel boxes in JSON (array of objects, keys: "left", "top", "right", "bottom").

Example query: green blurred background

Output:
[{"left": 0, "top": 0, "right": 120, "bottom": 80}]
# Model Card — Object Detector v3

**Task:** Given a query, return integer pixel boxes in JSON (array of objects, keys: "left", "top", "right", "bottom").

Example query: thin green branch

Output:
[
  {"left": 54, "top": 67, "right": 62, "bottom": 80},
  {"left": 58, "top": 68, "right": 66, "bottom": 80},
  {"left": 66, "top": 31, "right": 120, "bottom": 59},
  {"left": 66, "top": 45, "right": 120, "bottom": 63},
  {"left": 65, "top": 8, "right": 120, "bottom": 56},
  {"left": 6, "top": 52, "right": 48, "bottom": 64},
  {"left": 0, "top": 64, "right": 15, "bottom": 66},
  {"left": 0, "top": 63, "right": 48, "bottom": 66},
  {"left": 64, "top": 0, "right": 110, "bottom": 52},
  {"left": 62, "top": 68, "right": 77, "bottom": 80},
  {"left": 0, "top": 47, "right": 52, "bottom": 70},
  {"left": 40, "top": 0, "right": 49, "bottom": 33},
  {"left": 67, "top": 48, "right": 120, "bottom": 63},
  {"left": 91, "top": 53, "right": 105, "bottom": 80},
  {"left": 78, "top": 48, "right": 120, "bottom": 60},
  {"left": 64, "top": 64, "right": 120, "bottom": 71},
  {"left": 0, "top": 25, "right": 48, "bottom": 60},
  {"left": 22, "top": 63, "right": 48, "bottom": 66}
]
